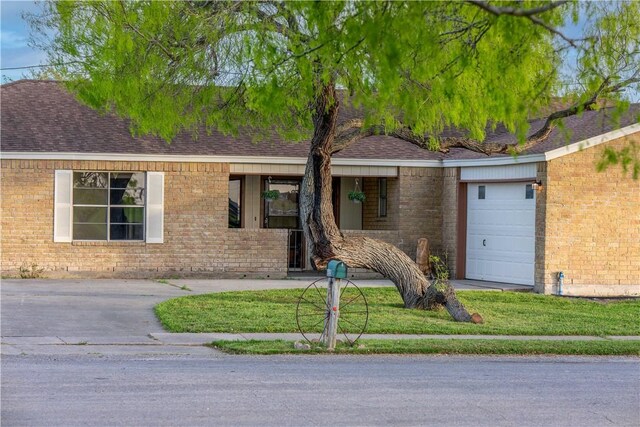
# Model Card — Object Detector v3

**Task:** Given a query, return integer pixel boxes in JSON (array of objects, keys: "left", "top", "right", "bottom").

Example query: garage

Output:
[{"left": 465, "top": 181, "right": 536, "bottom": 286}]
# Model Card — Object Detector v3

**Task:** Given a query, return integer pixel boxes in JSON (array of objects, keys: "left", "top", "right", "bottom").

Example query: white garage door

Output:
[{"left": 466, "top": 182, "right": 535, "bottom": 286}]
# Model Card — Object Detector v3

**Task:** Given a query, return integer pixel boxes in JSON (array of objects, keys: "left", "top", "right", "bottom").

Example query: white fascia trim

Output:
[{"left": 0, "top": 151, "right": 442, "bottom": 168}]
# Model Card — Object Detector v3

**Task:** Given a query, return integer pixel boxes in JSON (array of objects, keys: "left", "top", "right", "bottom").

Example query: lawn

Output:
[
  {"left": 211, "top": 339, "right": 640, "bottom": 356},
  {"left": 154, "top": 287, "right": 640, "bottom": 336}
]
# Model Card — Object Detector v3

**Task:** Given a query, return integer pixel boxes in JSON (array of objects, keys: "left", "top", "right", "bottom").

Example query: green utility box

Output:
[{"left": 326, "top": 260, "right": 348, "bottom": 279}]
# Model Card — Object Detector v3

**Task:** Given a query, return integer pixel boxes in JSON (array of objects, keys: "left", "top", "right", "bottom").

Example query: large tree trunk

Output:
[{"left": 300, "top": 83, "right": 481, "bottom": 323}]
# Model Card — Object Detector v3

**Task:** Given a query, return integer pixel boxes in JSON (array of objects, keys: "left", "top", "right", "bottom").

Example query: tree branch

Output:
[
  {"left": 467, "top": 0, "right": 569, "bottom": 17},
  {"left": 332, "top": 75, "right": 640, "bottom": 157},
  {"left": 467, "top": 0, "right": 579, "bottom": 47}
]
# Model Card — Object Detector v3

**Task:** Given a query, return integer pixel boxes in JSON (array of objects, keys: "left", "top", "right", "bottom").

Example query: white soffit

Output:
[{"left": 460, "top": 163, "right": 537, "bottom": 181}]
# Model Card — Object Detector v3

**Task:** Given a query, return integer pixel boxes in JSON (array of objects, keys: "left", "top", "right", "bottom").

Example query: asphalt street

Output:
[
  {"left": 2, "top": 279, "right": 639, "bottom": 426},
  {"left": 3, "top": 353, "right": 639, "bottom": 427}
]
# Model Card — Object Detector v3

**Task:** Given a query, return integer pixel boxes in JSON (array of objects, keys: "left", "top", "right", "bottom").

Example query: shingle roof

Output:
[{"left": 1, "top": 80, "right": 638, "bottom": 161}]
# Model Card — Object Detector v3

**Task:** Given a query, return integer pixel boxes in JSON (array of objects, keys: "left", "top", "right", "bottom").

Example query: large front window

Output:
[{"left": 72, "top": 172, "right": 145, "bottom": 241}]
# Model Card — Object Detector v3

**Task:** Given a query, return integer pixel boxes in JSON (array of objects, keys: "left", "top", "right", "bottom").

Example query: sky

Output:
[{"left": 1, "top": 1, "right": 45, "bottom": 82}]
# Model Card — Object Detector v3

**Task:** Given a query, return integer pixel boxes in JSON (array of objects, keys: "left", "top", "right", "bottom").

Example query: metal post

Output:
[{"left": 324, "top": 277, "right": 341, "bottom": 350}]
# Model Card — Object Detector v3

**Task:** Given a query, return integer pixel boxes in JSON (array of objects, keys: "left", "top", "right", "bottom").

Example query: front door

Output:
[{"left": 263, "top": 178, "right": 304, "bottom": 270}]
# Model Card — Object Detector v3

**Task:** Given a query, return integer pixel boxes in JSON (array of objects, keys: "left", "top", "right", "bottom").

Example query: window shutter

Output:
[
  {"left": 146, "top": 172, "right": 164, "bottom": 243},
  {"left": 53, "top": 170, "right": 73, "bottom": 242}
]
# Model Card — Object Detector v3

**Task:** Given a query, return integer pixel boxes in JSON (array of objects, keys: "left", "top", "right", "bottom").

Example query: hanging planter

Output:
[
  {"left": 348, "top": 190, "right": 366, "bottom": 203},
  {"left": 348, "top": 178, "right": 365, "bottom": 203},
  {"left": 262, "top": 189, "right": 280, "bottom": 201}
]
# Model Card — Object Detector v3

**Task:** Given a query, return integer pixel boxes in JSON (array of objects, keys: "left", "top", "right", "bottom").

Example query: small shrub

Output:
[
  {"left": 429, "top": 254, "right": 449, "bottom": 282},
  {"left": 19, "top": 262, "right": 45, "bottom": 279}
]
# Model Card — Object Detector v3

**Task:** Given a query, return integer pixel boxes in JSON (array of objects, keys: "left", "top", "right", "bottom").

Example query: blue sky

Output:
[{"left": 1, "top": 1, "right": 45, "bottom": 82}]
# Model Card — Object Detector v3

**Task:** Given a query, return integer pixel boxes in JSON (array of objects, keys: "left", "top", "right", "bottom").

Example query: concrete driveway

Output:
[{"left": 0, "top": 278, "right": 393, "bottom": 353}]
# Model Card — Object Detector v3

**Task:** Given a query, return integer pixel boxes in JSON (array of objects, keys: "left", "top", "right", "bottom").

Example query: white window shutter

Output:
[
  {"left": 146, "top": 172, "right": 164, "bottom": 243},
  {"left": 54, "top": 170, "right": 73, "bottom": 242}
]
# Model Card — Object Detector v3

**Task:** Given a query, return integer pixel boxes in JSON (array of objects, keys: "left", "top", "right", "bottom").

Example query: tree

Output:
[{"left": 30, "top": 1, "right": 639, "bottom": 322}]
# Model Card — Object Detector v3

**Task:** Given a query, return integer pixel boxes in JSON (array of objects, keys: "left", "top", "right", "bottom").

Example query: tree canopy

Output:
[{"left": 31, "top": 1, "right": 638, "bottom": 150}]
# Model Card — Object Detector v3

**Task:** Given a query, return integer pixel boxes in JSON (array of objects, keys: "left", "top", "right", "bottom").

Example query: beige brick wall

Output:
[
  {"left": 361, "top": 168, "right": 444, "bottom": 261},
  {"left": 538, "top": 135, "right": 640, "bottom": 295},
  {"left": 441, "top": 167, "right": 459, "bottom": 277},
  {"left": 362, "top": 177, "right": 398, "bottom": 230},
  {"left": 1, "top": 160, "right": 288, "bottom": 278},
  {"left": 397, "top": 167, "right": 443, "bottom": 260}
]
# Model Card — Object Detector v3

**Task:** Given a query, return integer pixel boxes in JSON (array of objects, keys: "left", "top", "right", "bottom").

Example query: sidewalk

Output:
[{"left": 3, "top": 332, "right": 639, "bottom": 348}]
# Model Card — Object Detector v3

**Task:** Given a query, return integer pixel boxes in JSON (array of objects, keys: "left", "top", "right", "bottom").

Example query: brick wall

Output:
[
  {"left": 1, "top": 160, "right": 288, "bottom": 278},
  {"left": 538, "top": 135, "right": 640, "bottom": 295},
  {"left": 397, "top": 167, "right": 443, "bottom": 260},
  {"left": 441, "top": 167, "right": 459, "bottom": 277},
  {"left": 362, "top": 177, "right": 398, "bottom": 230}
]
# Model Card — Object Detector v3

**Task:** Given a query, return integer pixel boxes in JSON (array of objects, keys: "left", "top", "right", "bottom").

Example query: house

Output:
[{"left": 1, "top": 80, "right": 639, "bottom": 296}]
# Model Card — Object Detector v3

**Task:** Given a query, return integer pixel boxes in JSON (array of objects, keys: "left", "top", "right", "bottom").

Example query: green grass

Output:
[
  {"left": 155, "top": 288, "right": 640, "bottom": 336},
  {"left": 211, "top": 339, "right": 640, "bottom": 356}
]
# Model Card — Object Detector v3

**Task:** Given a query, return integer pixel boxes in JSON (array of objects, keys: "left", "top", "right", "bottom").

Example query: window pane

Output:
[
  {"left": 72, "top": 171, "right": 146, "bottom": 241},
  {"left": 267, "top": 181, "right": 299, "bottom": 217},
  {"left": 74, "top": 207, "right": 107, "bottom": 223},
  {"left": 110, "top": 207, "right": 144, "bottom": 224},
  {"left": 525, "top": 184, "right": 534, "bottom": 199},
  {"left": 110, "top": 224, "right": 144, "bottom": 240},
  {"left": 378, "top": 178, "right": 387, "bottom": 217},
  {"left": 478, "top": 185, "right": 486, "bottom": 200},
  {"left": 110, "top": 173, "right": 145, "bottom": 189},
  {"left": 110, "top": 188, "right": 145, "bottom": 205},
  {"left": 73, "top": 223, "right": 107, "bottom": 240},
  {"left": 74, "top": 172, "right": 108, "bottom": 188},
  {"left": 229, "top": 179, "right": 241, "bottom": 228},
  {"left": 73, "top": 188, "right": 108, "bottom": 205}
]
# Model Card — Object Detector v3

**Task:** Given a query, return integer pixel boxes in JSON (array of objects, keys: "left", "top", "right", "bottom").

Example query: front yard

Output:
[{"left": 155, "top": 288, "right": 640, "bottom": 336}]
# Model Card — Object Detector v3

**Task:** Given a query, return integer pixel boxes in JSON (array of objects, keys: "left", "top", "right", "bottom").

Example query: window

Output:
[
  {"left": 72, "top": 172, "right": 145, "bottom": 241},
  {"left": 525, "top": 184, "right": 534, "bottom": 199},
  {"left": 228, "top": 178, "right": 242, "bottom": 228},
  {"left": 478, "top": 185, "right": 486, "bottom": 199},
  {"left": 378, "top": 178, "right": 387, "bottom": 217},
  {"left": 264, "top": 178, "right": 300, "bottom": 229}
]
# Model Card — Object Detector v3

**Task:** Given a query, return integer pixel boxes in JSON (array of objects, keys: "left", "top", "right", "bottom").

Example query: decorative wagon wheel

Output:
[{"left": 296, "top": 278, "right": 369, "bottom": 346}]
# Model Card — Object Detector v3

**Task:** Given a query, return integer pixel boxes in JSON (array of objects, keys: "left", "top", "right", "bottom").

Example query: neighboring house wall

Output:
[
  {"left": 537, "top": 135, "right": 640, "bottom": 296},
  {"left": 1, "top": 160, "right": 288, "bottom": 277}
]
